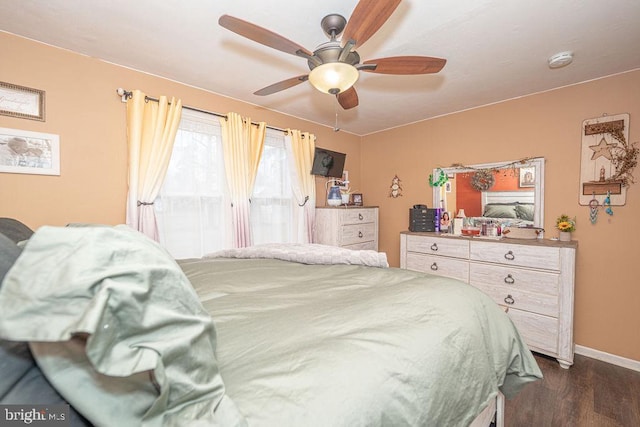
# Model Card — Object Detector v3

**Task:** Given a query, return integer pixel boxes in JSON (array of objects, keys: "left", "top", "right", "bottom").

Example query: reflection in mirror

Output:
[{"left": 432, "top": 157, "right": 545, "bottom": 228}]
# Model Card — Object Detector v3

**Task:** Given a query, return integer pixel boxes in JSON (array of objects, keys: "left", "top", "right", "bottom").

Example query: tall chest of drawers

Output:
[
  {"left": 400, "top": 231, "right": 577, "bottom": 368},
  {"left": 314, "top": 207, "right": 379, "bottom": 251}
]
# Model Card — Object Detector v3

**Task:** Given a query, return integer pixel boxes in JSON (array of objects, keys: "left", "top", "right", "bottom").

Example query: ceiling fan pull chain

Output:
[{"left": 334, "top": 98, "right": 341, "bottom": 132}]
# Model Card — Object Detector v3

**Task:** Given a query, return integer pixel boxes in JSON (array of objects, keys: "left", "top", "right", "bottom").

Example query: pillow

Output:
[
  {"left": 0, "top": 218, "right": 34, "bottom": 244},
  {"left": 483, "top": 204, "right": 518, "bottom": 218},
  {"left": 0, "top": 234, "right": 27, "bottom": 399},
  {"left": 515, "top": 203, "right": 535, "bottom": 221},
  {"left": 0, "top": 232, "right": 20, "bottom": 284},
  {"left": 0, "top": 231, "right": 92, "bottom": 426},
  {"left": 0, "top": 225, "right": 246, "bottom": 427}
]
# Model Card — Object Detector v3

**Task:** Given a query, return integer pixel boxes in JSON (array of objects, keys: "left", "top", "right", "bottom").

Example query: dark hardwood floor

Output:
[{"left": 504, "top": 353, "right": 640, "bottom": 426}]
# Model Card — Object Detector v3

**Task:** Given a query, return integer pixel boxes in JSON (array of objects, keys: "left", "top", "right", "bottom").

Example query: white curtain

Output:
[
  {"left": 155, "top": 109, "right": 231, "bottom": 259},
  {"left": 250, "top": 129, "right": 293, "bottom": 245},
  {"left": 125, "top": 90, "right": 182, "bottom": 241},
  {"left": 219, "top": 112, "right": 266, "bottom": 248},
  {"left": 285, "top": 129, "right": 317, "bottom": 243}
]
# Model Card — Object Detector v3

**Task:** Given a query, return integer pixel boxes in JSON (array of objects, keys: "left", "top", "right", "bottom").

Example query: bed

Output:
[
  {"left": 0, "top": 219, "right": 542, "bottom": 426},
  {"left": 465, "top": 191, "right": 536, "bottom": 228}
]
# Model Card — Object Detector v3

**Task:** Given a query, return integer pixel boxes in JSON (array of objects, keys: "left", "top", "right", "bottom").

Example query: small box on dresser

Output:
[
  {"left": 400, "top": 231, "right": 577, "bottom": 368},
  {"left": 314, "top": 206, "right": 379, "bottom": 251}
]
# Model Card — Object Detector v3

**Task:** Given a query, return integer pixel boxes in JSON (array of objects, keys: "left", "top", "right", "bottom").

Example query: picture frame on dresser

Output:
[{"left": 352, "top": 193, "right": 363, "bottom": 206}]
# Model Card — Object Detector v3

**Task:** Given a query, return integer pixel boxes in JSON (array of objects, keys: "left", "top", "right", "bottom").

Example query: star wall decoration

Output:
[{"left": 589, "top": 137, "right": 617, "bottom": 160}]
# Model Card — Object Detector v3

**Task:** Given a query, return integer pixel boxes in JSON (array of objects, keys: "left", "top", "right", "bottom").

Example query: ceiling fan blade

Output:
[
  {"left": 219, "top": 15, "right": 312, "bottom": 57},
  {"left": 362, "top": 56, "right": 447, "bottom": 74},
  {"left": 337, "top": 87, "right": 359, "bottom": 110},
  {"left": 254, "top": 75, "right": 309, "bottom": 96},
  {"left": 342, "top": 0, "right": 401, "bottom": 48}
]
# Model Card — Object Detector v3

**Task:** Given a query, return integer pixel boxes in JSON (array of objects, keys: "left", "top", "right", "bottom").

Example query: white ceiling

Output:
[{"left": 1, "top": 0, "right": 639, "bottom": 135}]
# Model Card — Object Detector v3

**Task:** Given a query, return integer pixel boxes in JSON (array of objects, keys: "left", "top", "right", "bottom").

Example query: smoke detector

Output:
[{"left": 548, "top": 51, "right": 574, "bottom": 69}]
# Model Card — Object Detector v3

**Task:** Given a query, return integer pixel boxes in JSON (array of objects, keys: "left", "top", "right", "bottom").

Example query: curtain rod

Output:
[{"left": 116, "top": 88, "right": 287, "bottom": 134}]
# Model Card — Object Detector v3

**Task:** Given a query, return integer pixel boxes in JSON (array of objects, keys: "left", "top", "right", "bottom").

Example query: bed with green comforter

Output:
[{"left": 0, "top": 224, "right": 541, "bottom": 426}]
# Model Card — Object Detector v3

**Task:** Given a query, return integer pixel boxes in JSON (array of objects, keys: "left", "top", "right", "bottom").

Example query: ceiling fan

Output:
[{"left": 218, "top": 0, "right": 446, "bottom": 110}]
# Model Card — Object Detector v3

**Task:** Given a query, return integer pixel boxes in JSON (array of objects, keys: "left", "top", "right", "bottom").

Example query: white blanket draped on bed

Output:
[{"left": 206, "top": 243, "right": 389, "bottom": 268}]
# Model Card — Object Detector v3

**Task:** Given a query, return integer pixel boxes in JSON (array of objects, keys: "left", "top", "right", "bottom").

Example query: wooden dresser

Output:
[
  {"left": 314, "top": 207, "right": 378, "bottom": 251},
  {"left": 400, "top": 231, "right": 577, "bottom": 368}
]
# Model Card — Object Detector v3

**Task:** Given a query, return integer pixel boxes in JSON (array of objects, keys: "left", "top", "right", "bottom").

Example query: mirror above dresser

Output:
[{"left": 432, "top": 157, "right": 545, "bottom": 228}]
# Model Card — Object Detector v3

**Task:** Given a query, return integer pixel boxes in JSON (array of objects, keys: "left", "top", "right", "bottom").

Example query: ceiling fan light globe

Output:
[{"left": 308, "top": 62, "right": 359, "bottom": 94}]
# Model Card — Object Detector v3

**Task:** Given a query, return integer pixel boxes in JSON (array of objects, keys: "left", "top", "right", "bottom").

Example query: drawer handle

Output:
[
  {"left": 504, "top": 250, "right": 515, "bottom": 261},
  {"left": 504, "top": 294, "right": 515, "bottom": 305},
  {"left": 358, "top": 213, "right": 364, "bottom": 220},
  {"left": 430, "top": 262, "right": 438, "bottom": 271},
  {"left": 504, "top": 274, "right": 515, "bottom": 284},
  {"left": 358, "top": 231, "right": 363, "bottom": 238},
  {"left": 430, "top": 243, "right": 438, "bottom": 251}
]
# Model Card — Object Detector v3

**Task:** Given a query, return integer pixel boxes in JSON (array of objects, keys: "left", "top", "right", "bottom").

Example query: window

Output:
[
  {"left": 156, "top": 109, "right": 296, "bottom": 258},
  {"left": 251, "top": 129, "right": 294, "bottom": 245},
  {"left": 155, "top": 109, "right": 230, "bottom": 259}
]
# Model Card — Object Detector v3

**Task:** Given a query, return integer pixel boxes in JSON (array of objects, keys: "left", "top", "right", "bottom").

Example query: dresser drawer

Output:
[
  {"left": 342, "top": 208, "right": 377, "bottom": 224},
  {"left": 472, "top": 281, "right": 558, "bottom": 317},
  {"left": 470, "top": 241, "right": 560, "bottom": 270},
  {"left": 470, "top": 263, "right": 559, "bottom": 297},
  {"left": 406, "top": 235, "right": 469, "bottom": 259},
  {"left": 505, "top": 307, "right": 558, "bottom": 354},
  {"left": 340, "top": 222, "right": 376, "bottom": 246},
  {"left": 405, "top": 252, "right": 469, "bottom": 282},
  {"left": 343, "top": 241, "right": 377, "bottom": 251}
]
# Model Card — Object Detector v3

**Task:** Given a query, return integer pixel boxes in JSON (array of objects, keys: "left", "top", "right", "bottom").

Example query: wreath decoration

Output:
[
  {"left": 470, "top": 169, "right": 495, "bottom": 191},
  {"left": 607, "top": 129, "right": 638, "bottom": 187},
  {"left": 428, "top": 168, "right": 449, "bottom": 187}
]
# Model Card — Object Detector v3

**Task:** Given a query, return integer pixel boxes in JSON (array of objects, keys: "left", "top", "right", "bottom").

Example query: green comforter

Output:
[
  {"left": 0, "top": 226, "right": 541, "bottom": 426},
  {"left": 180, "top": 255, "right": 542, "bottom": 426}
]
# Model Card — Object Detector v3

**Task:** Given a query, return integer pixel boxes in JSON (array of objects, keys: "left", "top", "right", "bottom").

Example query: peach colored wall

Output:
[
  {"left": 0, "top": 32, "right": 361, "bottom": 228},
  {"left": 361, "top": 69, "right": 640, "bottom": 361},
  {"left": 2, "top": 32, "right": 639, "bottom": 362}
]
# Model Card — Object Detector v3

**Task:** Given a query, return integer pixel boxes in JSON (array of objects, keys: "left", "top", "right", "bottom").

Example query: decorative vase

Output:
[{"left": 559, "top": 231, "right": 572, "bottom": 242}]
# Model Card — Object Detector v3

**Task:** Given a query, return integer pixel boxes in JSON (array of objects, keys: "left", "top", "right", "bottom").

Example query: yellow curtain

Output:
[
  {"left": 219, "top": 112, "right": 266, "bottom": 248},
  {"left": 125, "top": 90, "right": 182, "bottom": 241},
  {"left": 286, "top": 129, "right": 316, "bottom": 243}
]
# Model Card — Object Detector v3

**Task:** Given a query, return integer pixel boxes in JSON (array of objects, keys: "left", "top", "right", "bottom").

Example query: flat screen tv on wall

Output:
[{"left": 310, "top": 147, "right": 346, "bottom": 178}]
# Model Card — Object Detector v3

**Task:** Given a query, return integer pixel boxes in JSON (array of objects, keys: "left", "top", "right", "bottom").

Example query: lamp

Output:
[
  {"left": 456, "top": 209, "right": 466, "bottom": 218},
  {"left": 308, "top": 62, "right": 359, "bottom": 95}
]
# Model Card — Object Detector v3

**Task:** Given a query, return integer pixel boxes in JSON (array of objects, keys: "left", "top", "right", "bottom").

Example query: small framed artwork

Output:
[
  {"left": 0, "top": 127, "right": 60, "bottom": 175},
  {"left": 445, "top": 181, "right": 452, "bottom": 193},
  {"left": 339, "top": 170, "right": 349, "bottom": 189},
  {"left": 0, "top": 82, "right": 46, "bottom": 121},
  {"left": 519, "top": 167, "right": 535, "bottom": 188},
  {"left": 352, "top": 193, "right": 363, "bottom": 206}
]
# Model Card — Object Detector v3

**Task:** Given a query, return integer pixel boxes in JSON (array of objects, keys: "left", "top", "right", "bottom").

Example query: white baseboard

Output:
[{"left": 575, "top": 345, "right": 640, "bottom": 372}]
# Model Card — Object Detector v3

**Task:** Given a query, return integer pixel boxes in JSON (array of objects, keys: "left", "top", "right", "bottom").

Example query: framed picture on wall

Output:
[
  {"left": 0, "top": 127, "right": 60, "bottom": 175},
  {"left": 519, "top": 167, "right": 535, "bottom": 188},
  {"left": 339, "top": 170, "right": 349, "bottom": 189},
  {"left": 445, "top": 181, "right": 452, "bottom": 193},
  {"left": 0, "top": 81, "right": 46, "bottom": 121},
  {"left": 352, "top": 193, "right": 363, "bottom": 206}
]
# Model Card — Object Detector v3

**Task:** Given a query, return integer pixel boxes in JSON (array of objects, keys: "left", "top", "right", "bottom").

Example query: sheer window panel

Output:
[
  {"left": 155, "top": 109, "right": 230, "bottom": 259},
  {"left": 250, "top": 129, "right": 295, "bottom": 245}
]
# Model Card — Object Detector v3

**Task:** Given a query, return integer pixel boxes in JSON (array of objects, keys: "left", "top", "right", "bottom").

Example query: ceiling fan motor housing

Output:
[{"left": 308, "top": 42, "right": 361, "bottom": 70}]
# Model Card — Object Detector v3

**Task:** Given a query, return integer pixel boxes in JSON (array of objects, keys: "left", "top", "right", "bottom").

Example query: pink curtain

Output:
[
  {"left": 219, "top": 112, "right": 266, "bottom": 248},
  {"left": 125, "top": 90, "right": 182, "bottom": 240},
  {"left": 285, "top": 129, "right": 316, "bottom": 243}
]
